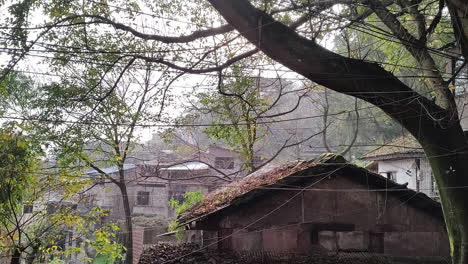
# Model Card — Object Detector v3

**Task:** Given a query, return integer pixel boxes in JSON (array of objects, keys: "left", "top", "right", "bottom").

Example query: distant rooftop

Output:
[
  {"left": 86, "top": 163, "right": 136, "bottom": 176},
  {"left": 361, "top": 135, "right": 423, "bottom": 161},
  {"left": 161, "top": 161, "right": 209, "bottom": 171}
]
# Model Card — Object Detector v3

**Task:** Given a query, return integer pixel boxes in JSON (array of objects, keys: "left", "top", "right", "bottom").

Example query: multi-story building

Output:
[{"left": 84, "top": 145, "right": 246, "bottom": 220}]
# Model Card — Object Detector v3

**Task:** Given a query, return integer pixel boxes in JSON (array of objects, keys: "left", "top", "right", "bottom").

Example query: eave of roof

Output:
[
  {"left": 362, "top": 152, "right": 425, "bottom": 161},
  {"left": 361, "top": 135, "right": 423, "bottom": 160},
  {"left": 86, "top": 163, "right": 136, "bottom": 176}
]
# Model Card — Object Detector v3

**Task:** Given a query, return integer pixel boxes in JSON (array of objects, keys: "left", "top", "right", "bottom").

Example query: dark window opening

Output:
[
  {"left": 431, "top": 173, "right": 439, "bottom": 197},
  {"left": 95, "top": 176, "right": 106, "bottom": 185},
  {"left": 142, "top": 184, "right": 165, "bottom": 188},
  {"left": 169, "top": 185, "right": 186, "bottom": 203},
  {"left": 215, "top": 157, "right": 234, "bottom": 169},
  {"left": 68, "top": 231, "right": 73, "bottom": 246},
  {"left": 47, "top": 203, "right": 77, "bottom": 214},
  {"left": 314, "top": 223, "right": 355, "bottom": 232},
  {"left": 23, "top": 204, "right": 33, "bottom": 214},
  {"left": 100, "top": 208, "right": 111, "bottom": 226},
  {"left": 47, "top": 204, "right": 58, "bottom": 214},
  {"left": 382, "top": 171, "right": 396, "bottom": 181},
  {"left": 415, "top": 158, "right": 421, "bottom": 169},
  {"left": 56, "top": 233, "right": 66, "bottom": 251},
  {"left": 168, "top": 171, "right": 185, "bottom": 180},
  {"left": 369, "top": 232, "right": 384, "bottom": 253},
  {"left": 310, "top": 230, "right": 318, "bottom": 244},
  {"left": 137, "top": 191, "right": 150, "bottom": 206}
]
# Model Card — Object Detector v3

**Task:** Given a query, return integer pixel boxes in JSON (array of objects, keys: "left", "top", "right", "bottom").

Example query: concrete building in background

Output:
[
  {"left": 81, "top": 144, "right": 247, "bottom": 262},
  {"left": 84, "top": 145, "right": 246, "bottom": 220},
  {"left": 361, "top": 135, "right": 438, "bottom": 199},
  {"left": 359, "top": 90, "right": 468, "bottom": 201}
]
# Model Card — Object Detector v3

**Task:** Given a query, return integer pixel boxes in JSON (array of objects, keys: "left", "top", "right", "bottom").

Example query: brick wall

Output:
[{"left": 133, "top": 226, "right": 144, "bottom": 264}]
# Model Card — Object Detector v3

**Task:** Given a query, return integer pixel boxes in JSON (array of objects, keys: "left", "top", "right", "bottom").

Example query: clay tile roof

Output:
[
  {"left": 179, "top": 154, "right": 347, "bottom": 222},
  {"left": 179, "top": 153, "right": 442, "bottom": 224},
  {"left": 361, "top": 134, "right": 423, "bottom": 160}
]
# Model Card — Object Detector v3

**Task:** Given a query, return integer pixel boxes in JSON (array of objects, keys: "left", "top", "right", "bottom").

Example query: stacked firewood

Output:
[{"left": 139, "top": 243, "right": 404, "bottom": 264}]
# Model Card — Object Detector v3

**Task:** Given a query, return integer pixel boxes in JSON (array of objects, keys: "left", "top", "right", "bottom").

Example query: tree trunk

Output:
[
  {"left": 10, "top": 247, "right": 21, "bottom": 264},
  {"left": 420, "top": 125, "right": 468, "bottom": 264},
  {"left": 25, "top": 244, "right": 39, "bottom": 264},
  {"left": 119, "top": 183, "right": 133, "bottom": 264}
]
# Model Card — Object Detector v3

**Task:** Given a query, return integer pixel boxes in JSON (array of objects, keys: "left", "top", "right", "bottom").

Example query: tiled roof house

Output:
[{"left": 179, "top": 154, "right": 448, "bottom": 258}]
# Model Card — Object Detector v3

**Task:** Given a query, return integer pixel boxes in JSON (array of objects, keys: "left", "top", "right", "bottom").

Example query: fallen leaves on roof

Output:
[{"left": 180, "top": 154, "right": 342, "bottom": 222}]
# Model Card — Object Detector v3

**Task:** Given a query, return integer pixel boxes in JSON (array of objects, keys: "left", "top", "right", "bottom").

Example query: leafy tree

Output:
[
  {"left": 27, "top": 65, "right": 172, "bottom": 263},
  {"left": 197, "top": 65, "right": 269, "bottom": 171},
  {"left": 168, "top": 191, "right": 203, "bottom": 241},
  {"left": 0, "top": 125, "right": 121, "bottom": 264},
  {"left": 0, "top": 73, "right": 121, "bottom": 263},
  {"left": 179, "top": 65, "right": 317, "bottom": 170},
  {"left": 88, "top": 224, "right": 124, "bottom": 263},
  {"left": 0, "top": 123, "right": 39, "bottom": 264}
]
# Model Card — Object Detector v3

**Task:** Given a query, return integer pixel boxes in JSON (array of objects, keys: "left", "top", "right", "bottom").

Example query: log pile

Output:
[
  {"left": 138, "top": 243, "right": 398, "bottom": 264},
  {"left": 138, "top": 243, "right": 239, "bottom": 264}
]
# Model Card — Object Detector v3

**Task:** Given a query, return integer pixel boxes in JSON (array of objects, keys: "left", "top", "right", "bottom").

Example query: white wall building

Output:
[{"left": 362, "top": 135, "right": 438, "bottom": 199}]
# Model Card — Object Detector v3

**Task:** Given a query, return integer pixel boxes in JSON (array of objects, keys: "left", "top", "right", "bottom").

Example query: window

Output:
[
  {"left": 369, "top": 232, "right": 384, "bottom": 253},
  {"left": 47, "top": 204, "right": 58, "bottom": 214},
  {"left": 387, "top": 171, "right": 397, "bottom": 181},
  {"left": 137, "top": 191, "right": 150, "bottom": 206},
  {"left": 454, "top": 59, "right": 468, "bottom": 94},
  {"left": 168, "top": 171, "right": 185, "bottom": 180},
  {"left": 23, "top": 204, "right": 33, "bottom": 214},
  {"left": 100, "top": 208, "right": 111, "bottom": 225},
  {"left": 47, "top": 203, "right": 77, "bottom": 214},
  {"left": 169, "top": 185, "right": 186, "bottom": 203},
  {"left": 214, "top": 157, "right": 234, "bottom": 169},
  {"left": 380, "top": 171, "right": 396, "bottom": 181},
  {"left": 142, "top": 184, "right": 165, "bottom": 188},
  {"left": 431, "top": 173, "right": 439, "bottom": 198},
  {"left": 94, "top": 176, "right": 106, "bottom": 185},
  {"left": 67, "top": 231, "right": 74, "bottom": 246},
  {"left": 56, "top": 233, "right": 66, "bottom": 250}
]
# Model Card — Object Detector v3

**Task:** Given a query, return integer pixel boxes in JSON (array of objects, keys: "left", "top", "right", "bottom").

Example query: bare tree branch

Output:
[
  {"left": 81, "top": 15, "right": 234, "bottom": 43},
  {"left": 136, "top": 49, "right": 259, "bottom": 74}
]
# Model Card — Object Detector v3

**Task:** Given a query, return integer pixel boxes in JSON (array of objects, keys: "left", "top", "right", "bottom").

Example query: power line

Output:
[
  {"left": 3, "top": 49, "right": 466, "bottom": 82},
  {"left": 0, "top": 5, "right": 463, "bottom": 76},
  {"left": 0, "top": 92, "right": 442, "bottom": 128}
]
